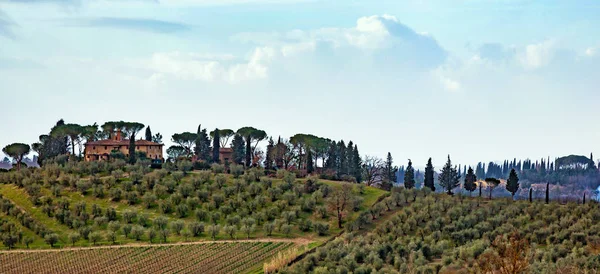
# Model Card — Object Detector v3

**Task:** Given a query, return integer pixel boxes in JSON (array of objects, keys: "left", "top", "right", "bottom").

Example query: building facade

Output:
[{"left": 84, "top": 130, "right": 164, "bottom": 161}]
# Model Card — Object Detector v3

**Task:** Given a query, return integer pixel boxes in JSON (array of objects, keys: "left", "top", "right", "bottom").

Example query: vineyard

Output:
[{"left": 0, "top": 241, "right": 296, "bottom": 274}]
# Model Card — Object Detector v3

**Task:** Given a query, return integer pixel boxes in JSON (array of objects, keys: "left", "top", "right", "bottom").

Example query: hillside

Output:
[
  {"left": 0, "top": 162, "right": 386, "bottom": 251},
  {"left": 283, "top": 188, "right": 600, "bottom": 273}
]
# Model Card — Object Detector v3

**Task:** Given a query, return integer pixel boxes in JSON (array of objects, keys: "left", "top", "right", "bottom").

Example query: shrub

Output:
[
  {"left": 314, "top": 222, "right": 329, "bottom": 236},
  {"left": 299, "top": 219, "right": 312, "bottom": 232},
  {"left": 188, "top": 222, "right": 204, "bottom": 237},
  {"left": 230, "top": 164, "right": 244, "bottom": 178},
  {"left": 211, "top": 163, "right": 225, "bottom": 174}
]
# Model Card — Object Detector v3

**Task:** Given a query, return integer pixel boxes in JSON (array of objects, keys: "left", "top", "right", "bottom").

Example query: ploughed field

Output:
[{"left": 0, "top": 241, "right": 294, "bottom": 274}]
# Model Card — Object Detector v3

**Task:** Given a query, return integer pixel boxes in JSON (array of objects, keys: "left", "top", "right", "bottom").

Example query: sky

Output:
[{"left": 1, "top": 0, "right": 599, "bottom": 168}]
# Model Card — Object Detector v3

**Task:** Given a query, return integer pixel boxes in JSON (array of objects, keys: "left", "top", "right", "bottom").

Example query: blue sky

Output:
[{"left": 1, "top": 0, "right": 599, "bottom": 168}]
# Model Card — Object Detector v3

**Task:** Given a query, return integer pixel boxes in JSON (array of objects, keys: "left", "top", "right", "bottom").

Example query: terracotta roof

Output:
[
  {"left": 85, "top": 139, "right": 164, "bottom": 146},
  {"left": 219, "top": 147, "right": 233, "bottom": 152}
]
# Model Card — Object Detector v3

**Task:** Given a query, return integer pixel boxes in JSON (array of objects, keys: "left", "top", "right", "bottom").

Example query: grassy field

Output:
[{"left": 0, "top": 241, "right": 296, "bottom": 274}]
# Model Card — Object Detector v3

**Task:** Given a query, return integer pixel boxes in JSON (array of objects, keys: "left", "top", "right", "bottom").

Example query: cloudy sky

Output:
[{"left": 1, "top": 0, "right": 599, "bottom": 168}]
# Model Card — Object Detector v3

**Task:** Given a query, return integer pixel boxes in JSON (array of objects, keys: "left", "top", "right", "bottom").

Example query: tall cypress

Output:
[
  {"left": 545, "top": 182, "right": 550, "bottom": 204},
  {"left": 352, "top": 144, "right": 362, "bottom": 182},
  {"left": 265, "top": 137, "right": 274, "bottom": 170},
  {"left": 404, "top": 160, "right": 415, "bottom": 189},
  {"left": 337, "top": 141, "right": 346, "bottom": 177},
  {"left": 506, "top": 168, "right": 520, "bottom": 199},
  {"left": 346, "top": 141, "right": 354, "bottom": 176},
  {"left": 384, "top": 152, "right": 394, "bottom": 183},
  {"left": 128, "top": 133, "right": 136, "bottom": 164},
  {"left": 145, "top": 126, "right": 152, "bottom": 141},
  {"left": 463, "top": 167, "right": 477, "bottom": 196},
  {"left": 194, "top": 125, "right": 202, "bottom": 159},
  {"left": 424, "top": 158, "right": 435, "bottom": 191},
  {"left": 212, "top": 128, "right": 220, "bottom": 163},
  {"left": 529, "top": 188, "right": 533, "bottom": 202},
  {"left": 231, "top": 134, "right": 245, "bottom": 165}
]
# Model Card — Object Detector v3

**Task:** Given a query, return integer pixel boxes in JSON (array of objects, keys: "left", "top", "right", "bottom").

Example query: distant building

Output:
[
  {"left": 219, "top": 147, "right": 233, "bottom": 163},
  {"left": 191, "top": 147, "right": 234, "bottom": 164},
  {"left": 84, "top": 129, "right": 164, "bottom": 161}
]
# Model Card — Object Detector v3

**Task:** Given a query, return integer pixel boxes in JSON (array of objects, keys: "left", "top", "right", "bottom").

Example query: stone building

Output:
[{"left": 84, "top": 129, "right": 164, "bottom": 161}]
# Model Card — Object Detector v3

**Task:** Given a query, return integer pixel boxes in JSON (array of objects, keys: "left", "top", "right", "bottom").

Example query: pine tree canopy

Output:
[{"left": 438, "top": 156, "right": 460, "bottom": 195}]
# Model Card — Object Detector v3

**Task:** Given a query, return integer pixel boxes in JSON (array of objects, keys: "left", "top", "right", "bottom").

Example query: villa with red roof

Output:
[{"left": 84, "top": 129, "right": 164, "bottom": 161}]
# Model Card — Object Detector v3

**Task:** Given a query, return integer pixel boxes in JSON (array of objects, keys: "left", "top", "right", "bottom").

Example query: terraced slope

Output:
[{"left": 0, "top": 241, "right": 295, "bottom": 274}]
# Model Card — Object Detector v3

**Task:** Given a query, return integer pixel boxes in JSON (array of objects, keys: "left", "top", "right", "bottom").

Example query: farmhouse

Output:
[{"left": 84, "top": 129, "right": 164, "bottom": 161}]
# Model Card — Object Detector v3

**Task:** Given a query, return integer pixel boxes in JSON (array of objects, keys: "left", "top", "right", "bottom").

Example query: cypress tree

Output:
[
  {"left": 337, "top": 141, "right": 346, "bottom": 177},
  {"left": 352, "top": 145, "right": 362, "bottom": 182},
  {"left": 265, "top": 137, "right": 274, "bottom": 170},
  {"left": 145, "top": 126, "right": 152, "bottom": 141},
  {"left": 404, "top": 160, "right": 415, "bottom": 189},
  {"left": 384, "top": 152, "right": 394, "bottom": 183},
  {"left": 346, "top": 141, "right": 354, "bottom": 176},
  {"left": 128, "top": 133, "right": 136, "bottom": 164},
  {"left": 463, "top": 167, "right": 477, "bottom": 196},
  {"left": 583, "top": 192, "right": 586, "bottom": 205},
  {"left": 194, "top": 124, "right": 202, "bottom": 158},
  {"left": 212, "top": 128, "right": 220, "bottom": 163},
  {"left": 529, "top": 188, "right": 533, "bottom": 202},
  {"left": 424, "top": 158, "right": 435, "bottom": 191},
  {"left": 545, "top": 182, "right": 550, "bottom": 204},
  {"left": 231, "top": 134, "right": 245, "bottom": 165},
  {"left": 506, "top": 169, "right": 520, "bottom": 199}
]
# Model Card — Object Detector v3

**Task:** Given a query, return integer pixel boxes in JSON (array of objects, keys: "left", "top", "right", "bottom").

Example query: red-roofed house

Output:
[{"left": 84, "top": 129, "right": 164, "bottom": 161}]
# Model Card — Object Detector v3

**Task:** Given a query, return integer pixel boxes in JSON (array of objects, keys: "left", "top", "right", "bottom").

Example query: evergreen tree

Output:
[
  {"left": 529, "top": 188, "right": 533, "bottom": 202},
  {"left": 438, "top": 156, "right": 460, "bottom": 195},
  {"left": 306, "top": 150, "right": 314, "bottom": 174},
  {"left": 424, "top": 158, "right": 435, "bottom": 191},
  {"left": 506, "top": 168, "right": 519, "bottom": 199},
  {"left": 274, "top": 137, "right": 283, "bottom": 169},
  {"left": 324, "top": 141, "right": 338, "bottom": 169},
  {"left": 145, "top": 126, "right": 152, "bottom": 141},
  {"left": 231, "top": 134, "right": 245, "bottom": 165},
  {"left": 545, "top": 182, "right": 550, "bottom": 204},
  {"left": 128, "top": 133, "right": 136, "bottom": 164},
  {"left": 384, "top": 152, "right": 397, "bottom": 184},
  {"left": 212, "top": 128, "right": 220, "bottom": 163},
  {"left": 404, "top": 160, "right": 415, "bottom": 189},
  {"left": 337, "top": 141, "right": 347, "bottom": 177},
  {"left": 463, "top": 167, "right": 477, "bottom": 196},
  {"left": 265, "top": 137, "right": 274, "bottom": 170},
  {"left": 590, "top": 153, "right": 597, "bottom": 170},
  {"left": 346, "top": 141, "right": 354, "bottom": 176},
  {"left": 194, "top": 125, "right": 211, "bottom": 162},
  {"left": 352, "top": 145, "right": 362, "bottom": 182}
]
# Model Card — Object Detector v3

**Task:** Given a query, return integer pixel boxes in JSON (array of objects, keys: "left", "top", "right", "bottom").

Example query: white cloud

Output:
[
  {"left": 440, "top": 76, "right": 461, "bottom": 91},
  {"left": 585, "top": 47, "right": 596, "bottom": 57},
  {"left": 143, "top": 49, "right": 276, "bottom": 84},
  {"left": 519, "top": 40, "right": 555, "bottom": 69},
  {"left": 137, "top": 15, "right": 447, "bottom": 86}
]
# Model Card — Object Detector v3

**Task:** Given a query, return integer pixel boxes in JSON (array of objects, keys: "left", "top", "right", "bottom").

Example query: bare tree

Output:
[
  {"left": 362, "top": 155, "right": 384, "bottom": 187},
  {"left": 326, "top": 184, "right": 355, "bottom": 229}
]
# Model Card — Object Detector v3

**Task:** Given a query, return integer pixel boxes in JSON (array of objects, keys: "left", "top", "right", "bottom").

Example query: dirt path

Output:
[{"left": 0, "top": 237, "right": 313, "bottom": 254}]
